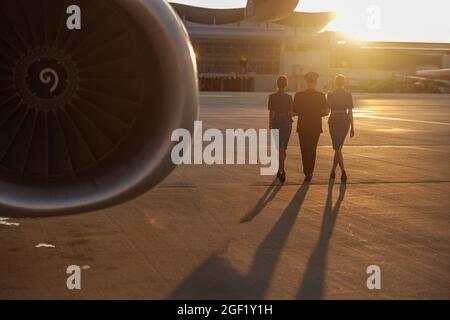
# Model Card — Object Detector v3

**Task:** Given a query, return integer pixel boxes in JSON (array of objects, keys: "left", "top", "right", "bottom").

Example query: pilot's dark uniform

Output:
[{"left": 293, "top": 86, "right": 328, "bottom": 176}]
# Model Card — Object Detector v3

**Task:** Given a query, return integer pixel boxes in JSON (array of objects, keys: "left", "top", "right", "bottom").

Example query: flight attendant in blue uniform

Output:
[
  {"left": 268, "top": 76, "right": 293, "bottom": 183},
  {"left": 327, "top": 74, "right": 355, "bottom": 182}
]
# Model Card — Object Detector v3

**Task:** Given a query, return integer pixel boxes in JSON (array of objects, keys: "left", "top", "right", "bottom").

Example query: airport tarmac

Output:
[{"left": 0, "top": 93, "right": 449, "bottom": 299}]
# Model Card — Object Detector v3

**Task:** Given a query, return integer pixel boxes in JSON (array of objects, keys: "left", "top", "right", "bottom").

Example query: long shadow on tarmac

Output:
[
  {"left": 296, "top": 181, "right": 347, "bottom": 299},
  {"left": 240, "top": 178, "right": 283, "bottom": 224},
  {"left": 169, "top": 183, "right": 310, "bottom": 299}
]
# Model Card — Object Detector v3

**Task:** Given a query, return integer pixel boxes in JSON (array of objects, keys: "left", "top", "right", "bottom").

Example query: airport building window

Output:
[{"left": 192, "top": 39, "right": 281, "bottom": 75}]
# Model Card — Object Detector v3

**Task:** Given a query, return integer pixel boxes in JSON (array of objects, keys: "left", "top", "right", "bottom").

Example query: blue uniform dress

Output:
[
  {"left": 268, "top": 91, "right": 293, "bottom": 150},
  {"left": 327, "top": 88, "right": 354, "bottom": 151}
]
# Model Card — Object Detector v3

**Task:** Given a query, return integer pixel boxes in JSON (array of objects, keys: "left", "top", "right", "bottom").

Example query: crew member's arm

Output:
[
  {"left": 269, "top": 111, "right": 275, "bottom": 129},
  {"left": 349, "top": 94, "right": 355, "bottom": 137},
  {"left": 268, "top": 95, "right": 275, "bottom": 129},
  {"left": 292, "top": 93, "right": 300, "bottom": 117},
  {"left": 320, "top": 93, "right": 329, "bottom": 117},
  {"left": 287, "top": 95, "right": 294, "bottom": 121}
]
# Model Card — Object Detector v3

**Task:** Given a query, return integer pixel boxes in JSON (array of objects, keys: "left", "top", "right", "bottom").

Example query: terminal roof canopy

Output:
[{"left": 170, "top": 2, "right": 334, "bottom": 31}]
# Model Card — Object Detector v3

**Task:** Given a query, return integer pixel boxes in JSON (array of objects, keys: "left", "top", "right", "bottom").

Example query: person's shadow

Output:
[
  {"left": 244, "top": 183, "right": 310, "bottom": 298},
  {"left": 169, "top": 183, "right": 310, "bottom": 299},
  {"left": 296, "top": 181, "right": 347, "bottom": 299},
  {"left": 240, "top": 178, "right": 283, "bottom": 224}
]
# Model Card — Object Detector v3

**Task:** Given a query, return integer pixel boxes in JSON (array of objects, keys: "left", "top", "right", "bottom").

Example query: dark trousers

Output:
[{"left": 298, "top": 133, "right": 320, "bottom": 175}]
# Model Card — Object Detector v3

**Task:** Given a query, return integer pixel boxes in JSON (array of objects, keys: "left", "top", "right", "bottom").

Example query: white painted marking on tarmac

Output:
[
  {"left": 35, "top": 243, "right": 56, "bottom": 248},
  {"left": 317, "top": 145, "right": 442, "bottom": 149},
  {"left": 0, "top": 217, "right": 20, "bottom": 227},
  {"left": 375, "top": 128, "right": 420, "bottom": 132},
  {"left": 355, "top": 113, "right": 450, "bottom": 126},
  {"left": 200, "top": 94, "right": 232, "bottom": 98}
]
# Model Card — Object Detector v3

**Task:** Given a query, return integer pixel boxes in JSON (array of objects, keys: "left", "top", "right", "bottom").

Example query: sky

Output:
[{"left": 170, "top": 0, "right": 450, "bottom": 43}]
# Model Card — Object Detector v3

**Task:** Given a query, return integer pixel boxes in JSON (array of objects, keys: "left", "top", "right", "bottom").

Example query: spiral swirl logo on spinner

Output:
[{"left": 14, "top": 48, "right": 79, "bottom": 111}]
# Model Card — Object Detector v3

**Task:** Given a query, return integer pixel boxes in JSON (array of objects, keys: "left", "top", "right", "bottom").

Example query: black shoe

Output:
[
  {"left": 304, "top": 174, "right": 312, "bottom": 182},
  {"left": 279, "top": 171, "right": 286, "bottom": 183},
  {"left": 330, "top": 171, "right": 336, "bottom": 179},
  {"left": 341, "top": 170, "right": 347, "bottom": 183}
]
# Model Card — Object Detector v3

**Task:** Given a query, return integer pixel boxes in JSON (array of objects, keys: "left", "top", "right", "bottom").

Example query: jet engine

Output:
[{"left": 0, "top": 0, "right": 198, "bottom": 217}]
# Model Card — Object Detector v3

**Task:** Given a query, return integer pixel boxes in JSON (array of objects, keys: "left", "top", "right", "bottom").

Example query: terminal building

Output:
[{"left": 184, "top": 20, "right": 450, "bottom": 92}]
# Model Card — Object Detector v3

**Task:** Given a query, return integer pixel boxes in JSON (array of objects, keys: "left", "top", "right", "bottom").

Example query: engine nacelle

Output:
[{"left": 0, "top": 0, "right": 198, "bottom": 217}]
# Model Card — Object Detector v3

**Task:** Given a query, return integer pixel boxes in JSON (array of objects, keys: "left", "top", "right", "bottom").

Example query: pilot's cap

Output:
[{"left": 304, "top": 72, "right": 319, "bottom": 83}]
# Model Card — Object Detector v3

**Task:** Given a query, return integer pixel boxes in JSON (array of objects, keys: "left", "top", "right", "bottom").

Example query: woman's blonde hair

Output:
[{"left": 335, "top": 74, "right": 346, "bottom": 87}]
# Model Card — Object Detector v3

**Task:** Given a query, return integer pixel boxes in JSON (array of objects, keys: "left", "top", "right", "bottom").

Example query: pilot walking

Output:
[{"left": 293, "top": 72, "right": 329, "bottom": 182}]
